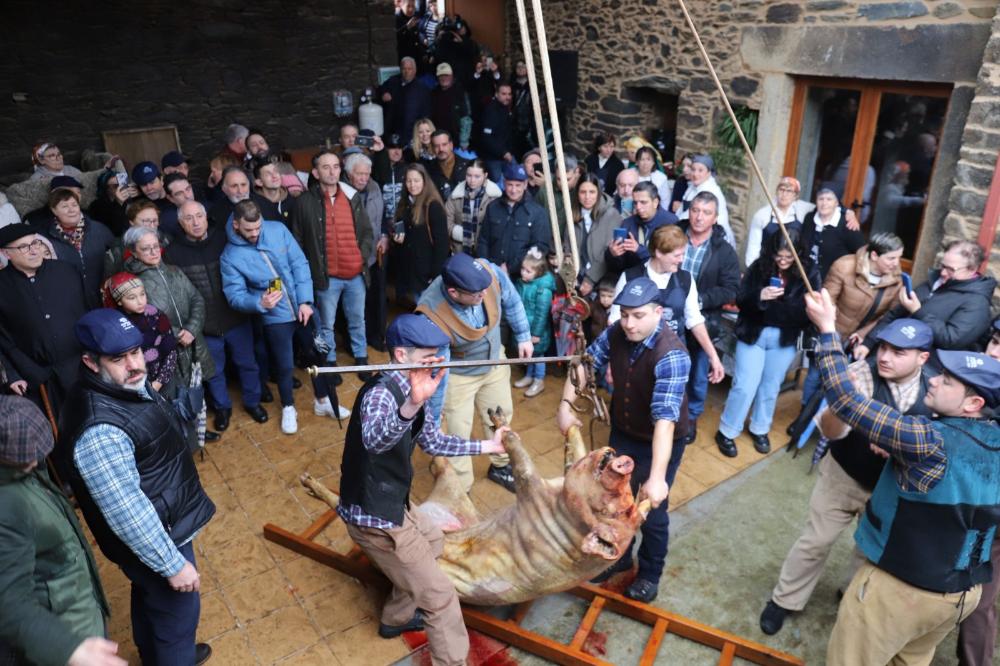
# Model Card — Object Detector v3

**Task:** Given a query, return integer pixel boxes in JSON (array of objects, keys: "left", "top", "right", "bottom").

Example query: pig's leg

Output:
[
  {"left": 300, "top": 473, "right": 340, "bottom": 510},
  {"left": 488, "top": 407, "right": 541, "bottom": 492},
  {"left": 565, "top": 425, "right": 588, "bottom": 468}
]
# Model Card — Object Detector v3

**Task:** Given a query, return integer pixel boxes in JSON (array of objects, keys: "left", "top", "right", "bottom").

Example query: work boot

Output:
[
  {"left": 195, "top": 643, "right": 213, "bottom": 665},
  {"left": 213, "top": 408, "right": 231, "bottom": 432},
  {"left": 246, "top": 404, "right": 269, "bottom": 423},
  {"left": 487, "top": 464, "right": 516, "bottom": 492},
  {"left": 715, "top": 431, "right": 738, "bottom": 458},
  {"left": 378, "top": 610, "right": 424, "bottom": 638},
  {"left": 759, "top": 600, "right": 790, "bottom": 635},
  {"left": 751, "top": 433, "right": 771, "bottom": 454},
  {"left": 260, "top": 384, "right": 274, "bottom": 403},
  {"left": 625, "top": 578, "right": 658, "bottom": 603}
]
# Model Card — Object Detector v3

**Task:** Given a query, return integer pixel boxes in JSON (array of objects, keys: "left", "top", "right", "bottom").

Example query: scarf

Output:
[
  {"left": 461, "top": 187, "right": 487, "bottom": 252},
  {"left": 53, "top": 219, "right": 85, "bottom": 253}
]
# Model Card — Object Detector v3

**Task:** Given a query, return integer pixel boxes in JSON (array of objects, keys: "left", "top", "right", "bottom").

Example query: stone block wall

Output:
[
  {"left": 0, "top": 0, "right": 395, "bottom": 180},
  {"left": 506, "top": 0, "right": 995, "bottom": 242}
]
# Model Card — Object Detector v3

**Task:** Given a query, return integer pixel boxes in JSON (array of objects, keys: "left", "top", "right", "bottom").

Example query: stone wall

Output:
[
  {"left": 0, "top": 0, "right": 395, "bottom": 180},
  {"left": 506, "top": 0, "right": 996, "bottom": 244},
  {"left": 943, "top": 4, "right": 1000, "bottom": 297}
]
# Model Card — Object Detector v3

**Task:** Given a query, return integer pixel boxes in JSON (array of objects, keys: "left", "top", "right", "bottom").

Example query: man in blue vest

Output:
[
  {"left": 805, "top": 289, "right": 1000, "bottom": 665},
  {"left": 339, "top": 314, "right": 509, "bottom": 666},
  {"left": 416, "top": 252, "right": 533, "bottom": 493},
  {"left": 557, "top": 277, "right": 691, "bottom": 603},
  {"left": 760, "top": 318, "right": 934, "bottom": 635}
]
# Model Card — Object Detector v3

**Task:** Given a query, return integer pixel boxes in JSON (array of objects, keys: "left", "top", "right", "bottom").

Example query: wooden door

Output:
[{"left": 447, "top": 0, "right": 506, "bottom": 57}]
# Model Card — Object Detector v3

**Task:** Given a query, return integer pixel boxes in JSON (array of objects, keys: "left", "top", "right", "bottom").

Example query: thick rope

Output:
[{"left": 675, "top": 0, "right": 815, "bottom": 295}]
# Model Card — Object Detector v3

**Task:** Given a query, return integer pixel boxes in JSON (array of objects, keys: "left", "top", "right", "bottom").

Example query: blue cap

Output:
[
  {"left": 341, "top": 146, "right": 364, "bottom": 157},
  {"left": 131, "top": 161, "right": 161, "bottom": 186},
  {"left": 75, "top": 309, "right": 143, "bottom": 355},
  {"left": 161, "top": 150, "right": 189, "bottom": 169},
  {"left": 49, "top": 175, "right": 83, "bottom": 191},
  {"left": 992, "top": 317, "right": 1000, "bottom": 335},
  {"left": 937, "top": 350, "right": 1000, "bottom": 408},
  {"left": 613, "top": 277, "right": 662, "bottom": 309},
  {"left": 442, "top": 253, "right": 492, "bottom": 292},
  {"left": 502, "top": 162, "right": 527, "bottom": 182},
  {"left": 386, "top": 314, "right": 451, "bottom": 350},
  {"left": 875, "top": 318, "right": 933, "bottom": 350}
]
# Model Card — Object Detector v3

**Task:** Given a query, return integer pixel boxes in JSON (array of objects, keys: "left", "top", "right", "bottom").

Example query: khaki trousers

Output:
[
  {"left": 772, "top": 454, "right": 870, "bottom": 610},
  {"left": 441, "top": 364, "right": 512, "bottom": 491},
  {"left": 346, "top": 509, "right": 469, "bottom": 666},
  {"left": 827, "top": 562, "right": 981, "bottom": 666}
]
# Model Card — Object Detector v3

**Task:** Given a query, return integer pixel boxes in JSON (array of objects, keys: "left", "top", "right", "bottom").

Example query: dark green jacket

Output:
[
  {"left": 0, "top": 466, "right": 108, "bottom": 665},
  {"left": 289, "top": 181, "right": 374, "bottom": 291}
]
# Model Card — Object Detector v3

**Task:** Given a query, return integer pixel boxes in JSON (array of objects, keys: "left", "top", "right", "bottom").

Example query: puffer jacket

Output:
[
  {"left": 220, "top": 219, "right": 314, "bottom": 327},
  {"left": 515, "top": 270, "right": 557, "bottom": 355},
  {"left": 123, "top": 256, "right": 215, "bottom": 381},
  {"left": 445, "top": 180, "right": 502, "bottom": 254},
  {"left": 289, "top": 181, "right": 373, "bottom": 291},
  {"left": 823, "top": 246, "right": 903, "bottom": 338},
  {"left": 864, "top": 269, "right": 997, "bottom": 351},
  {"left": 165, "top": 226, "right": 247, "bottom": 336}
]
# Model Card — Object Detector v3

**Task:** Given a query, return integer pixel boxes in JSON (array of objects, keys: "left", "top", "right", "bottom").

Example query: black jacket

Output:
[
  {"left": 801, "top": 209, "right": 866, "bottom": 278},
  {"left": 430, "top": 83, "right": 471, "bottom": 146},
  {"left": 476, "top": 196, "right": 551, "bottom": 277},
  {"left": 397, "top": 200, "right": 449, "bottom": 294},
  {"left": 208, "top": 197, "right": 237, "bottom": 230},
  {"left": 864, "top": 270, "right": 997, "bottom": 351},
  {"left": 479, "top": 99, "right": 514, "bottom": 161},
  {"left": 0, "top": 260, "right": 87, "bottom": 392},
  {"left": 425, "top": 156, "right": 471, "bottom": 201},
  {"left": 379, "top": 75, "right": 432, "bottom": 138},
  {"left": 164, "top": 227, "right": 247, "bottom": 337},
  {"left": 678, "top": 222, "right": 741, "bottom": 337},
  {"left": 41, "top": 217, "right": 115, "bottom": 310},
  {"left": 585, "top": 153, "right": 626, "bottom": 197},
  {"left": 736, "top": 257, "right": 821, "bottom": 347}
]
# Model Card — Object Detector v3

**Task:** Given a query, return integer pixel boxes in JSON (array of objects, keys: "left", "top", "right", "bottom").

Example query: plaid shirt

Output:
[
  {"left": 816, "top": 332, "right": 947, "bottom": 493},
  {"left": 819, "top": 359, "right": 924, "bottom": 441},
  {"left": 74, "top": 389, "right": 188, "bottom": 577},
  {"left": 338, "top": 370, "right": 485, "bottom": 529},
  {"left": 589, "top": 320, "right": 691, "bottom": 424},
  {"left": 682, "top": 235, "right": 709, "bottom": 280}
]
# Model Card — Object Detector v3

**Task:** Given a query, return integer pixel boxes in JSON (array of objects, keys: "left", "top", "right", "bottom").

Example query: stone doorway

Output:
[{"left": 620, "top": 78, "right": 681, "bottom": 161}]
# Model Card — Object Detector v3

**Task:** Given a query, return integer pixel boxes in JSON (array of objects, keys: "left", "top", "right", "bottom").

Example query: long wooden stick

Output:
[
  {"left": 528, "top": 0, "right": 581, "bottom": 276},
  {"left": 675, "top": 0, "right": 814, "bottom": 295},
  {"left": 307, "top": 354, "right": 581, "bottom": 376},
  {"left": 513, "top": 0, "right": 564, "bottom": 268}
]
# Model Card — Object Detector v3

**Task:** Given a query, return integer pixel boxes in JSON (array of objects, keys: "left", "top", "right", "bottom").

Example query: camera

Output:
[{"left": 355, "top": 135, "right": 376, "bottom": 149}]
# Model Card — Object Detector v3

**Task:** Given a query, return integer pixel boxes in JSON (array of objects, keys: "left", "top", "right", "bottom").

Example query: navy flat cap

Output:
[
  {"left": 876, "top": 318, "right": 933, "bottom": 350},
  {"left": 442, "top": 253, "right": 492, "bottom": 292},
  {"left": 386, "top": 314, "right": 451, "bottom": 350},
  {"left": 613, "top": 277, "right": 662, "bottom": 309},
  {"left": 937, "top": 350, "right": 1000, "bottom": 408},
  {"left": 75, "top": 309, "right": 143, "bottom": 356}
]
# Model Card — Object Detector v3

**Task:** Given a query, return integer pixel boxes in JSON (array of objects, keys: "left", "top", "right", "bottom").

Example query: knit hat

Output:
[
  {"left": 102, "top": 272, "right": 144, "bottom": 308},
  {"left": 0, "top": 395, "right": 54, "bottom": 467}
]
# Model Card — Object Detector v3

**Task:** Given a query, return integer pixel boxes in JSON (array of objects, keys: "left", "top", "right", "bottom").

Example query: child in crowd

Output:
[
  {"left": 514, "top": 247, "right": 557, "bottom": 398},
  {"left": 103, "top": 272, "right": 178, "bottom": 394},
  {"left": 590, "top": 277, "right": 617, "bottom": 339}
]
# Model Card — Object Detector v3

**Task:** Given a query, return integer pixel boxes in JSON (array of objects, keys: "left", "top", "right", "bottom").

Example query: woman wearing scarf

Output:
[
  {"left": 28, "top": 142, "right": 83, "bottom": 181},
  {"left": 40, "top": 189, "right": 115, "bottom": 309},
  {"left": 445, "top": 159, "right": 501, "bottom": 255},
  {"left": 677, "top": 154, "right": 735, "bottom": 248},
  {"left": 567, "top": 173, "right": 621, "bottom": 296}
]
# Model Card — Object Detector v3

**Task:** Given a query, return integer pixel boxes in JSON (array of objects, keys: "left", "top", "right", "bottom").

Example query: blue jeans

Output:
[
  {"left": 485, "top": 159, "right": 505, "bottom": 185},
  {"left": 204, "top": 321, "right": 261, "bottom": 410},
  {"left": 315, "top": 275, "right": 368, "bottom": 360},
  {"left": 719, "top": 326, "right": 797, "bottom": 439},
  {"left": 687, "top": 346, "right": 710, "bottom": 420},
  {"left": 262, "top": 322, "right": 297, "bottom": 406},
  {"left": 611, "top": 431, "right": 688, "bottom": 584},
  {"left": 119, "top": 542, "right": 200, "bottom": 666}
]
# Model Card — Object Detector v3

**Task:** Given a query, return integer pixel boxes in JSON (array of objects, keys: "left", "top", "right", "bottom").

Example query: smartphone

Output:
[
  {"left": 267, "top": 277, "right": 282, "bottom": 294},
  {"left": 769, "top": 277, "right": 783, "bottom": 288},
  {"left": 115, "top": 172, "right": 129, "bottom": 189},
  {"left": 355, "top": 135, "right": 375, "bottom": 148},
  {"left": 613, "top": 228, "right": 628, "bottom": 243},
  {"left": 532, "top": 163, "right": 544, "bottom": 175},
  {"left": 900, "top": 272, "right": 913, "bottom": 296}
]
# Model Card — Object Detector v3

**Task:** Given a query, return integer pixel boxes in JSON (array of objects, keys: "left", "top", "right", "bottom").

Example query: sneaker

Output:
[
  {"left": 625, "top": 578, "right": 658, "bottom": 603},
  {"left": 513, "top": 375, "right": 533, "bottom": 388},
  {"left": 314, "top": 398, "right": 351, "bottom": 420},
  {"left": 759, "top": 600, "right": 790, "bottom": 635},
  {"left": 487, "top": 464, "right": 516, "bottom": 492},
  {"left": 378, "top": 610, "right": 424, "bottom": 638},
  {"left": 281, "top": 406, "right": 298, "bottom": 435},
  {"left": 524, "top": 379, "right": 545, "bottom": 398}
]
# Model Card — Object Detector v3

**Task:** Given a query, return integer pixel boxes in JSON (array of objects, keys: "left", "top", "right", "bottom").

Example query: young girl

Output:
[
  {"left": 104, "top": 272, "right": 179, "bottom": 394},
  {"left": 514, "top": 247, "right": 557, "bottom": 398}
]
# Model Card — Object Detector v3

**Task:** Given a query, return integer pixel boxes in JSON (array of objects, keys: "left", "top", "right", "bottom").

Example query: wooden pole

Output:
[
  {"left": 513, "top": 0, "right": 564, "bottom": 268},
  {"left": 528, "top": 0, "right": 581, "bottom": 277},
  {"left": 674, "top": 0, "right": 814, "bottom": 295}
]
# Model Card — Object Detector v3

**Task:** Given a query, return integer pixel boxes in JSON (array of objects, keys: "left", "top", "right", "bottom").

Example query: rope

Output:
[{"left": 675, "top": 0, "right": 815, "bottom": 295}]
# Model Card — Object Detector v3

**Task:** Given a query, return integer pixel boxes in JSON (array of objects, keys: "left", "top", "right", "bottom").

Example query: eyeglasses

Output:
[
  {"left": 135, "top": 244, "right": 161, "bottom": 255},
  {"left": 939, "top": 262, "right": 964, "bottom": 274},
  {"left": 3, "top": 239, "right": 45, "bottom": 254},
  {"left": 774, "top": 253, "right": 795, "bottom": 263},
  {"left": 776, "top": 186, "right": 796, "bottom": 193},
  {"left": 43, "top": 151, "right": 63, "bottom": 160}
]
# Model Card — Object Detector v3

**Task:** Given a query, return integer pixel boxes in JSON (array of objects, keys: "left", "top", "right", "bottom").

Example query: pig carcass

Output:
[{"left": 301, "top": 408, "right": 645, "bottom": 606}]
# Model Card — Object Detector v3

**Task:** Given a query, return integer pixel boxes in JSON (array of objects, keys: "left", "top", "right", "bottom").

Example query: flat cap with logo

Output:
[
  {"left": 875, "top": 318, "right": 933, "bottom": 350},
  {"left": 936, "top": 350, "right": 1000, "bottom": 408},
  {"left": 386, "top": 314, "right": 451, "bottom": 350},
  {"left": 502, "top": 162, "right": 527, "bottom": 182},
  {"left": 613, "top": 277, "right": 662, "bottom": 309},
  {"left": 75, "top": 308, "right": 143, "bottom": 356},
  {"left": 131, "top": 161, "right": 161, "bottom": 186},
  {"left": 442, "top": 252, "right": 492, "bottom": 292}
]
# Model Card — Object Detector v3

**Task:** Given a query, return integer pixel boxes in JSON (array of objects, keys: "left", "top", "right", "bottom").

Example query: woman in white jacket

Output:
[
  {"left": 677, "top": 154, "right": 735, "bottom": 248},
  {"left": 445, "top": 159, "right": 502, "bottom": 255},
  {"left": 744, "top": 176, "right": 815, "bottom": 266}
]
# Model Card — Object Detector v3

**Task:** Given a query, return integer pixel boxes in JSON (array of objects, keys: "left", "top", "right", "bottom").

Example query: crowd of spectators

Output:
[{"left": 0, "top": 3, "right": 998, "bottom": 665}]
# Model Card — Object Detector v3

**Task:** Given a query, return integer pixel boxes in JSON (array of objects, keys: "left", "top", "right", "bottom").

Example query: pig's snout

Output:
[{"left": 610, "top": 455, "right": 633, "bottom": 475}]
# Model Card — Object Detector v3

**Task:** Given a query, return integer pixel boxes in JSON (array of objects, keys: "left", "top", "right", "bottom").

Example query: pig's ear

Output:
[{"left": 582, "top": 527, "right": 622, "bottom": 561}]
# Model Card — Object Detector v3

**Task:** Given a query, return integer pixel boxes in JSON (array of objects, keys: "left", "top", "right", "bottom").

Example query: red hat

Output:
[{"left": 102, "top": 272, "right": 143, "bottom": 308}]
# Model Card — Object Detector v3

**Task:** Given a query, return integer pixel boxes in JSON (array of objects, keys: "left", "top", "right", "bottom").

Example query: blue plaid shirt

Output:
[
  {"left": 338, "top": 370, "right": 485, "bottom": 529},
  {"left": 73, "top": 388, "right": 189, "bottom": 577},
  {"left": 588, "top": 320, "right": 691, "bottom": 424},
  {"left": 682, "top": 235, "right": 709, "bottom": 280}
]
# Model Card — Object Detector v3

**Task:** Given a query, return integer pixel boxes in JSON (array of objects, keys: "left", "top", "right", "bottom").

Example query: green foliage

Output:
[{"left": 710, "top": 105, "right": 759, "bottom": 175}]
